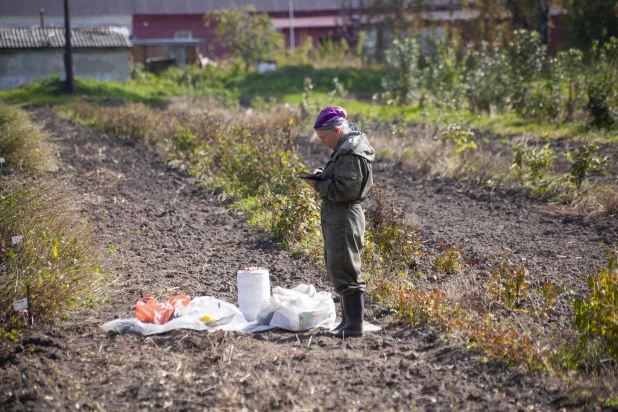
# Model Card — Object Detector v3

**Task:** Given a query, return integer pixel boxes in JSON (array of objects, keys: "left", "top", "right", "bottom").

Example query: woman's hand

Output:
[{"left": 305, "top": 168, "right": 322, "bottom": 189}]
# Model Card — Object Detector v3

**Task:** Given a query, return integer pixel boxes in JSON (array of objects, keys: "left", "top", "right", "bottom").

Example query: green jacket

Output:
[{"left": 315, "top": 132, "right": 375, "bottom": 202}]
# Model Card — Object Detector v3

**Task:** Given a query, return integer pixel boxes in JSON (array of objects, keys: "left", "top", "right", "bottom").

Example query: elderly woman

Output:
[{"left": 305, "top": 107, "right": 375, "bottom": 338}]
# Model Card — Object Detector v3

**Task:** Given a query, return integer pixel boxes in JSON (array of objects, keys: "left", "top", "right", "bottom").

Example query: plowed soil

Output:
[{"left": 2, "top": 106, "right": 617, "bottom": 411}]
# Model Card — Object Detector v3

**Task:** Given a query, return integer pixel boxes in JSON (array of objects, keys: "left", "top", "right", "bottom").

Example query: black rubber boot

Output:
[
  {"left": 332, "top": 296, "right": 347, "bottom": 332},
  {"left": 334, "top": 292, "right": 364, "bottom": 338}
]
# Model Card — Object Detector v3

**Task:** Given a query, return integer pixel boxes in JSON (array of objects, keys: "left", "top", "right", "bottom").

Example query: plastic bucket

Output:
[{"left": 237, "top": 268, "right": 271, "bottom": 322}]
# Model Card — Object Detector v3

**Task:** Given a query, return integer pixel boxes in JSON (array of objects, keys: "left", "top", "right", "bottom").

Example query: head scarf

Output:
[{"left": 313, "top": 106, "right": 348, "bottom": 131}]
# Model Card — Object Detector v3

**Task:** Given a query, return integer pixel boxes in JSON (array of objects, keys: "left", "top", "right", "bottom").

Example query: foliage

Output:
[
  {"left": 564, "top": 0, "right": 618, "bottom": 51},
  {"left": 382, "top": 38, "right": 421, "bottom": 106},
  {"left": 511, "top": 143, "right": 553, "bottom": 187},
  {"left": 440, "top": 127, "right": 477, "bottom": 155},
  {"left": 269, "top": 189, "right": 320, "bottom": 245},
  {"left": 433, "top": 245, "right": 464, "bottom": 274},
  {"left": 574, "top": 248, "right": 618, "bottom": 362},
  {"left": 586, "top": 38, "right": 618, "bottom": 130},
  {"left": 206, "top": 5, "right": 284, "bottom": 71},
  {"left": 0, "top": 103, "right": 56, "bottom": 172},
  {"left": 0, "top": 181, "right": 106, "bottom": 340},
  {"left": 365, "top": 186, "right": 421, "bottom": 269},
  {"left": 489, "top": 250, "right": 530, "bottom": 309},
  {"left": 566, "top": 142, "right": 607, "bottom": 189},
  {"left": 317, "top": 38, "right": 351, "bottom": 67}
]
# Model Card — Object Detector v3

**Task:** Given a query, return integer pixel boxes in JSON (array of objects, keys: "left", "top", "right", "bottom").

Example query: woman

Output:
[{"left": 305, "top": 107, "right": 375, "bottom": 338}]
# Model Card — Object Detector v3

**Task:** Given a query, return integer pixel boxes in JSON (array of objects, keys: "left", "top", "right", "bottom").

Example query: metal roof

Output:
[
  {"left": 0, "top": 0, "right": 371, "bottom": 16},
  {"left": 0, "top": 27, "right": 132, "bottom": 49}
]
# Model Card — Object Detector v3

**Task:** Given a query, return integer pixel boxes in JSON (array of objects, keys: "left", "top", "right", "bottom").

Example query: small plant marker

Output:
[
  {"left": 13, "top": 298, "right": 28, "bottom": 311},
  {"left": 11, "top": 235, "right": 23, "bottom": 245}
]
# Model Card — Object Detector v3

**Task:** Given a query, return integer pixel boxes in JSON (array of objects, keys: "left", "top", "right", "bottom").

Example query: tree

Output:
[
  {"left": 205, "top": 6, "right": 284, "bottom": 71},
  {"left": 563, "top": 0, "right": 618, "bottom": 51}
]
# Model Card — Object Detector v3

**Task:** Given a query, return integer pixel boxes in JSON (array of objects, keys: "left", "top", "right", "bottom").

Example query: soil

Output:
[{"left": 1, "top": 106, "right": 616, "bottom": 411}]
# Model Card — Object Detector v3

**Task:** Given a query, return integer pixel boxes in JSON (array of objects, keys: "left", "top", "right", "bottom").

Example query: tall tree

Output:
[{"left": 205, "top": 6, "right": 284, "bottom": 71}]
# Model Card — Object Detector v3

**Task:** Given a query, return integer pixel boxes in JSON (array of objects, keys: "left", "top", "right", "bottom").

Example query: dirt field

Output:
[{"left": 2, "top": 107, "right": 617, "bottom": 411}]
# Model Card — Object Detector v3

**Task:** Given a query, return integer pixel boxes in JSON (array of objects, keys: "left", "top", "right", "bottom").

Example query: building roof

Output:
[
  {"left": 271, "top": 16, "right": 345, "bottom": 30},
  {"left": 0, "top": 27, "right": 132, "bottom": 49},
  {"left": 0, "top": 0, "right": 367, "bottom": 16}
]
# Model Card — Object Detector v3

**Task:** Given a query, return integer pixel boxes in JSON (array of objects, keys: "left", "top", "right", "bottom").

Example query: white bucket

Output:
[{"left": 237, "top": 268, "right": 271, "bottom": 322}]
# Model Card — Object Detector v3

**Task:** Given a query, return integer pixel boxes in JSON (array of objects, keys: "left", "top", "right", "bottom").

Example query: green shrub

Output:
[
  {"left": 586, "top": 38, "right": 618, "bottom": 130},
  {"left": 566, "top": 142, "right": 607, "bottom": 189},
  {"left": 382, "top": 38, "right": 421, "bottom": 106},
  {"left": 511, "top": 143, "right": 554, "bottom": 187}
]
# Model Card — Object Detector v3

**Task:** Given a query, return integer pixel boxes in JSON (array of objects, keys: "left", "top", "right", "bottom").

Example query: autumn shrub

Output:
[
  {"left": 433, "top": 245, "right": 464, "bottom": 274},
  {"left": 574, "top": 248, "right": 618, "bottom": 363},
  {"left": 0, "top": 181, "right": 106, "bottom": 341},
  {"left": 0, "top": 103, "right": 56, "bottom": 172}
]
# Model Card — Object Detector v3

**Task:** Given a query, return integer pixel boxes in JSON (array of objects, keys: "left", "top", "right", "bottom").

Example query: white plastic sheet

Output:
[
  {"left": 101, "top": 284, "right": 381, "bottom": 336},
  {"left": 102, "top": 297, "right": 250, "bottom": 336}
]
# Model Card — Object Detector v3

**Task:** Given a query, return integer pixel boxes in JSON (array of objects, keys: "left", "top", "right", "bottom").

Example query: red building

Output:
[{"left": 131, "top": 1, "right": 360, "bottom": 65}]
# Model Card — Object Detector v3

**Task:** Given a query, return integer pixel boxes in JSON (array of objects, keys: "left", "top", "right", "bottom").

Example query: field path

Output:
[{"left": 1, "top": 107, "right": 577, "bottom": 411}]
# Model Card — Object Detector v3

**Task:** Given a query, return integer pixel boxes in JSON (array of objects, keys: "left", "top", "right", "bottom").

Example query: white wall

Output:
[
  {"left": 0, "top": 50, "right": 130, "bottom": 89},
  {"left": 0, "top": 15, "right": 132, "bottom": 33}
]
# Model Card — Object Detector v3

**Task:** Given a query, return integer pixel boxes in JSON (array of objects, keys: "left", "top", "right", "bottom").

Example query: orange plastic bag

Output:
[{"left": 135, "top": 295, "right": 191, "bottom": 324}]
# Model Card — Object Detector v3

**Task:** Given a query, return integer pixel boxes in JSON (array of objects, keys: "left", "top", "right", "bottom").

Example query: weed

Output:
[{"left": 489, "top": 250, "right": 530, "bottom": 309}]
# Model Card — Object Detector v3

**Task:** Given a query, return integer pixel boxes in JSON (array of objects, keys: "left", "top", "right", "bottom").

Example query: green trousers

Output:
[{"left": 321, "top": 199, "right": 366, "bottom": 296}]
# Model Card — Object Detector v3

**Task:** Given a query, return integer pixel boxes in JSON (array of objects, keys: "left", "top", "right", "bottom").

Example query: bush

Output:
[
  {"left": 382, "top": 38, "right": 421, "bottom": 106},
  {"left": 586, "top": 38, "right": 618, "bottom": 130},
  {"left": 574, "top": 249, "right": 618, "bottom": 362},
  {"left": 0, "top": 181, "right": 106, "bottom": 340}
]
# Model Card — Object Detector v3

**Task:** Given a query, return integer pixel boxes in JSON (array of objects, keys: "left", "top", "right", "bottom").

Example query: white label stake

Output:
[
  {"left": 14, "top": 298, "right": 28, "bottom": 311},
  {"left": 0, "top": 158, "right": 5, "bottom": 164},
  {"left": 12, "top": 235, "right": 23, "bottom": 245}
]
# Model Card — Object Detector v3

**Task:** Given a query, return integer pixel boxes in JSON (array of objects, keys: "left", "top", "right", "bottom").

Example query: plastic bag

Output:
[
  {"left": 135, "top": 295, "right": 191, "bottom": 325},
  {"left": 256, "top": 285, "right": 335, "bottom": 331}
]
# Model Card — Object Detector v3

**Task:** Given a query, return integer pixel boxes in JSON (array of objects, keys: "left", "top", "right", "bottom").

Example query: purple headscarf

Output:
[{"left": 313, "top": 106, "right": 348, "bottom": 131}]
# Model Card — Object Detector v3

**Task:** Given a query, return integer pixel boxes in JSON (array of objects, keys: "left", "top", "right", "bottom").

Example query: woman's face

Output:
[{"left": 316, "top": 127, "right": 342, "bottom": 150}]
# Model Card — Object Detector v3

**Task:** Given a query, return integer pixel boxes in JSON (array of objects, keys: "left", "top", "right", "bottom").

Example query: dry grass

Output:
[
  {"left": 0, "top": 178, "right": 108, "bottom": 341},
  {"left": 0, "top": 103, "right": 56, "bottom": 172}
]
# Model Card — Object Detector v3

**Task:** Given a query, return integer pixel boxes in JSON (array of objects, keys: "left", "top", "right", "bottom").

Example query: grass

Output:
[
  {"left": 0, "top": 103, "right": 57, "bottom": 172},
  {"left": 2, "top": 65, "right": 617, "bottom": 143},
  {"left": 0, "top": 105, "right": 108, "bottom": 341}
]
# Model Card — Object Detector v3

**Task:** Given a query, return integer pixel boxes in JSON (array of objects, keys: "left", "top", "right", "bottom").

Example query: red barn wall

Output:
[
  {"left": 133, "top": 14, "right": 223, "bottom": 57},
  {"left": 133, "top": 14, "right": 344, "bottom": 59}
]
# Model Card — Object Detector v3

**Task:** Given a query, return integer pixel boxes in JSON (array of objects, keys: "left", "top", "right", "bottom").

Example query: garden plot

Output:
[{"left": 1, "top": 106, "right": 616, "bottom": 410}]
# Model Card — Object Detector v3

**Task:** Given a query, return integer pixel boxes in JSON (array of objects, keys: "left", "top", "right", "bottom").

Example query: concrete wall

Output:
[
  {"left": 0, "top": 15, "right": 132, "bottom": 33},
  {"left": 0, "top": 50, "right": 130, "bottom": 89}
]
